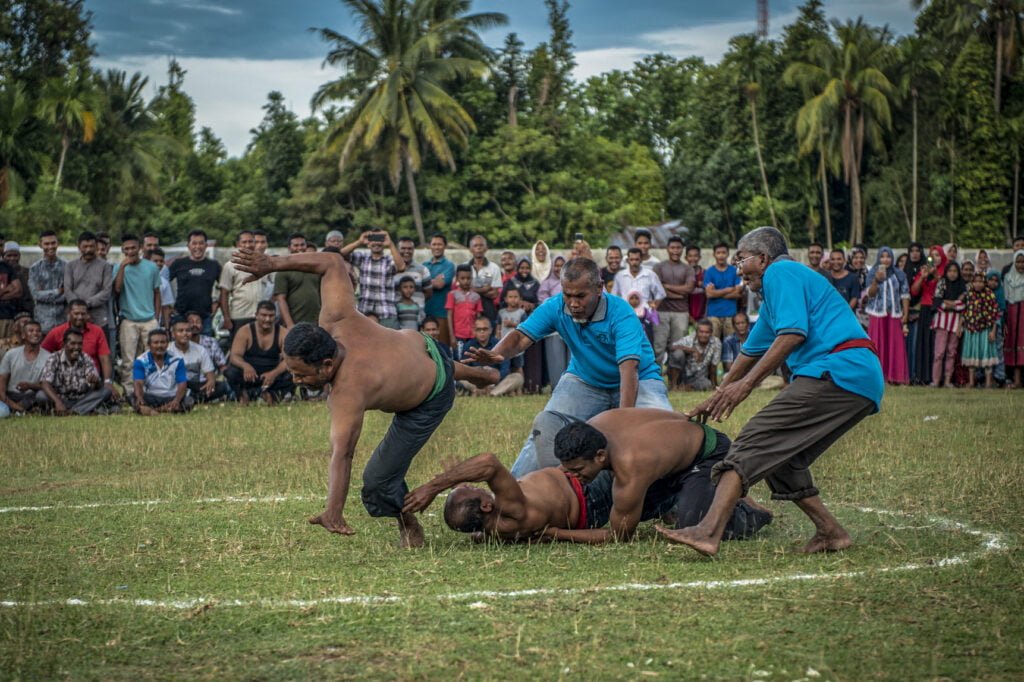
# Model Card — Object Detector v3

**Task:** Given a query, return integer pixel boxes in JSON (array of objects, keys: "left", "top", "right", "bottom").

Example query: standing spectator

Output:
[
  {"left": 627, "top": 290, "right": 660, "bottom": 346},
  {"left": 131, "top": 328, "right": 190, "bottom": 416},
  {"left": 0, "top": 242, "right": 24, "bottom": 338},
  {"left": 219, "top": 230, "right": 265, "bottom": 339},
  {"left": 806, "top": 242, "right": 828, "bottom": 276},
  {"left": 142, "top": 232, "right": 160, "bottom": 259},
  {"left": 423, "top": 233, "right": 455, "bottom": 347},
  {"left": 498, "top": 287, "right": 527, "bottom": 339},
  {"left": 186, "top": 310, "right": 228, "bottom": 373},
  {"left": 93, "top": 233, "right": 117, "bottom": 353},
  {"left": 1001, "top": 237, "right": 1024, "bottom": 278},
  {"left": 0, "top": 320, "right": 51, "bottom": 417},
  {"left": 721, "top": 310, "right": 751, "bottom": 373},
  {"left": 847, "top": 247, "right": 869, "bottom": 329},
  {"left": 113, "top": 234, "right": 161, "bottom": 384},
  {"left": 395, "top": 236, "right": 433, "bottom": 307},
  {"left": 668, "top": 319, "right": 722, "bottom": 391},
  {"left": 3, "top": 242, "right": 32, "bottom": 316},
  {"left": 340, "top": 229, "right": 406, "bottom": 328},
  {"left": 863, "top": 246, "right": 910, "bottom": 385},
  {"left": 252, "top": 229, "right": 276, "bottom": 302},
  {"left": 704, "top": 242, "right": 744, "bottom": 340},
  {"left": 961, "top": 272, "right": 1001, "bottom": 388},
  {"left": 396, "top": 276, "right": 424, "bottom": 330},
  {"left": 147, "top": 248, "right": 176, "bottom": 328},
  {"left": 169, "top": 317, "right": 227, "bottom": 402},
  {"left": 498, "top": 250, "right": 517, "bottom": 290},
  {"left": 225, "top": 301, "right": 294, "bottom": 405},
  {"left": 686, "top": 245, "right": 706, "bottom": 324},
  {"left": 465, "top": 234, "right": 502, "bottom": 324},
  {"left": 40, "top": 328, "right": 112, "bottom": 415},
  {"left": 986, "top": 270, "right": 1008, "bottom": 385},
  {"left": 501, "top": 258, "right": 543, "bottom": 393},
  {"left": 903, "top": 242, "right": 926, "bottom": 380},
  {"left": 169, "top": 229, "right": 221, "bottom": 335},
  {"left": 531, "top": 240, "right": 552, "bottom": 282},
  {"left": 41, "top": 300, "right": 114, "bottom": 385},
  {"left": 825, "top": 248, "right": 861, "bottom": 310},
  {"left": 601, "top": 245, "right": 623, "bottom": 292},
  {"left": 633, "top": 229, "right": 659, "bottom": 269},
  {"left": 500, "top": 258, "right": 541, "bottom": 313},
  {"left": 975, "top": 249, "right": 992, "bottom": 274},
  {"left": 612, "top": 248, "right": 666, "bottom": 307},
  {"left": 274, "top": 233, "right": 322, "bottom": 326},
  {"left": 28, "top": 230, "right": 66, "bottom": 333},
  {"left": 909, "top": 245, "right": 947, "bottom": 385},
  {"left": 944, "top": 242, "right": 959, "bottom": 264},
  {"left": 1003, "top": 249, "right": 1024, "bottom": 388},
  {"left": 63, "top": 231, "right": 112, "bottom": 329},
  {"left": 653, "top": 236, "right": 696, "bottom": 365},
  {"left": 324, "top": 230, "right": 345, "bottom": 250},
  {"left": 539, "top": 256, "right": 570, "bottom": 391},
  {"left": 961, "top": 259, "right": 976, "bottom": 284},
  {"left": 445, "top": 264, "right": 483, "bottom": 355},
  {"left": 931, "top": 261, "right": 966, "bottom": 388}
]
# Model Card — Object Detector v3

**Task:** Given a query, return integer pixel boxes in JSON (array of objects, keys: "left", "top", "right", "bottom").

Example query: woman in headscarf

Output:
[
  {"left": 863, "top": 246, "right": 910, "bottom": 384},
  {"left": 847, "top": 247, "right": 869, "bottom": 330},
  {"left": 960, "top": 270, "right": 1001, "bottom": 388},
  {"left": 943, "top": 242, "right": 959, "bottom": 263},
  {"left": 931, "top": 260, "right": 966, "bottom": 387},
  {"left": 976, "top": 249, "right": 992, "bottom": 274},
  {"left": 909, "top": 245, "right": 948, "bottom": 384},
  {"left": 531, "top": 240, "right": 551, "bottom": 284},
  {"left": 987, "top": 269, "right": 1008, "bottom": 385},
  {"left": 903, "top": 242, "right": 926, "bottom": 377},
  {"left": 501, "top": 258, "right": 543, "bottom": 392},
  {"left": 1002, "top": 249, "right": 1024, "bottom": 388},
  {"left": 538, "top": 255, "right": 569, "bottom": 391}
]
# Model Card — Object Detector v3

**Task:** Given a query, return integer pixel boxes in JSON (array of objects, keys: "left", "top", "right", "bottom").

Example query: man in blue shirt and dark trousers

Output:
[
  {"left": 465, "top": 256, "right": 672, "bottom": 477},
  {"left": 658, "top": 227, "right": 884, "bottom": 557}
]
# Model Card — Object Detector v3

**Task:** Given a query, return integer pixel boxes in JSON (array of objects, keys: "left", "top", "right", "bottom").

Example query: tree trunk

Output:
[
  {"left": 508, "top": 85, "right": 519, "bottom": 127},
  {"left": 749, "top": 100, "right": 778, "bottom": 228},
  {"left": 949, "top": 132, "right": 956, "bottom": 232},
  {"left": 54, "top": 133, "right": 70, "bottom": 191},
  {"left": 402, "top": 144, "right": 426, "bottom": 245},
  {"left": 995, "top": 21, "right": 1004, "bottom": 113},
  {"left": 820, "top": 154, "right": 832, "bottom": 251},
  {"left": 911, "top": 91, "right": 919, "bottom": 241},
  {"left": 0, "top": 165, "right": 9, "bottom": 208},
  {"left": 1013, "top": 151, "right": 1019, "bottom": 245}
]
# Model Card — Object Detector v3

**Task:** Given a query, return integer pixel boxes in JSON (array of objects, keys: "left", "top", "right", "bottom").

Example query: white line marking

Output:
[
  {"left": 0, "top": 505, "right": 1010, "bottom": 610},
  {"left": 0, "top": 495, "right": 315, "bottom": 514}
]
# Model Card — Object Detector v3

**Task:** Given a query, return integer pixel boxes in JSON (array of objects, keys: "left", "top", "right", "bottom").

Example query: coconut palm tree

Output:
[
  {"left": 0, "top": 82, "right": 40, "bottom": 207},
  {"left": 36, "top": 65, "right": 102, "bottom": 190},
  {"left": 724, "top": 34, "right": 778, "bottom": 229},
  {"left": 785, "top": 19, "right": 898, "bottom": 244},
  {"left": 312, "top": 0, "right": 506, "bottom": 243}
]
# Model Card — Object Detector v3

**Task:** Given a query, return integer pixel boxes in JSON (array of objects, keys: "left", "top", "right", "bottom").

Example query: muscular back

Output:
[
  {"left": 590, "top": 408, "right": 706, "bottom": 484},
  {"left": 489, "top": 468, "right": 580, "bottom": 539}
]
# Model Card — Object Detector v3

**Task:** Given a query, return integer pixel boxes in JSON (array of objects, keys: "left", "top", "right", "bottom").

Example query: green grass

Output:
[{"left": 1, "top": 388, "right": 1022, "bottom": 680}]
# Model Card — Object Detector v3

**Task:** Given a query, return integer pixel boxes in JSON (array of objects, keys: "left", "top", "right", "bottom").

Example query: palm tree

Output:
[
  {"left": 724, "top": 34, "right": 778, "bottom": 229},
  {"left": 36, "top": 65, "right": 102, "bottom": 190},
  {"left": 0, "top": 82, "right": 39, "bottom": 207},
  {"left": 312, "top": 0, "right": 506, "bottom": 243},
  {"left": 896, "top": 35, "right": 943, "bottom": 241},
  {"left": 785, "top": 19, "right": 898, "bottom": 244}
]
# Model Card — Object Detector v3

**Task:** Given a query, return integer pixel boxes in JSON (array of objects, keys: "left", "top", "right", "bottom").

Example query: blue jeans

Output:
[{"left": 509, "top": 373, "right": 672, "bottom": 477}]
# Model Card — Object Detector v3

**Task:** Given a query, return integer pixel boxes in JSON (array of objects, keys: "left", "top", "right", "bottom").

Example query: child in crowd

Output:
[
  {"left": 931, "top": 261, "right": 966, "bottom": 387},
  {"left": 686, "top": 246, "right": 705, "bottom": 323},
  {"left": 396, "top": 276, "right": 424, "bottom": 330},
  {"left": 445, "top": 264, "right": 483, "bottom": 358},
  {"left": 961, "top": 272, "right": 1001, "bottom": 388},
  {"left": 627, "top": 290, "right": 660, "bottom": 347},
  {"left": 498, "top": 288, "right": 526, "bottom": 339},
  {"left": 986, "top": 270, "right": 1007, "bottom": 384}
]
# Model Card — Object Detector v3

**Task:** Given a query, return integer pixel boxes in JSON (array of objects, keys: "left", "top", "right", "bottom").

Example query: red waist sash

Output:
[
  {"left": 564, "top": 472, "right": 587, "bottom": 530},
  {"left": 830, "top": 338, "right": 878, "bottom": 355}
]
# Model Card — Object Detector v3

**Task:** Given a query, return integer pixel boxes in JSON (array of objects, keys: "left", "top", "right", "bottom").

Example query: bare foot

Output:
[
  {"left": 398, "top": 512, "right": 424, "bottom": 549},
  {"left": 799, "top": 528, "right": 852, "bottom": 553},
  {"left": 740, "top": 496, "right": 773, "bottom": 517},
  {"left": 655, "top": 524, "right": 719, "bottom": 557},
  {"left": 137, "top": 405, "right": 158, "bottom": 417}
]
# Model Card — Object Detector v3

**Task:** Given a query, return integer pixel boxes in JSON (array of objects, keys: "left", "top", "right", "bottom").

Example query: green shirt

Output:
[{"left": 273, "top": 271, "right": 321, "bottom": 325}]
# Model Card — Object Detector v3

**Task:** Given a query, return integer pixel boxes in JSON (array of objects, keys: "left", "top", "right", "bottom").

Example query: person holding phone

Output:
[
  {"left": 863, "top": 246, "right": 910, "bottom": 384},
  {"left": 341, "top": 228, "right": 406, "bottom": 328}
]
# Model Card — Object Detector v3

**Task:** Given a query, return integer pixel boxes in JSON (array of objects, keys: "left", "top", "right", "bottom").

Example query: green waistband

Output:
[
  {"left": 698, "top": 422, "right": 717, "bottom": 462},
  {"left": 423, "top": 333, "right": 447, "bottom": 402}
]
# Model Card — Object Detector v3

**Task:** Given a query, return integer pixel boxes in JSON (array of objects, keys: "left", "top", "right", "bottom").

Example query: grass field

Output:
[{"left": 1, "top": 387, "right": 1022, "bottom": 680}]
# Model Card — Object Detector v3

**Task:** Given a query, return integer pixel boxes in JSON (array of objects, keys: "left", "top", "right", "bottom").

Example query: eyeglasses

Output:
[{"left": 734, "top": 254, "right": 761, "bottom": 270}]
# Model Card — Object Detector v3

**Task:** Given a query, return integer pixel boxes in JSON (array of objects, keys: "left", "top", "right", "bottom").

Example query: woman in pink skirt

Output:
[
  {"left": 863, "top": 246, "right": 910, "bottom": 384},
  {"left": 1003, "top": 249, "right": 1024, "bottom": 388},
  {"left": 931, "top": 261, "right": 966, "bottom": 387}
]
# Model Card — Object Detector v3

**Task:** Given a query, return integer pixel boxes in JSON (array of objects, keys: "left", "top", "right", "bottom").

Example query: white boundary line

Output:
[
  {"left": 0, "top": 495, "right": 316, "bottom": 514},
  {"left": 0, "top": 502, "right": 1011, "bottom": 609}
]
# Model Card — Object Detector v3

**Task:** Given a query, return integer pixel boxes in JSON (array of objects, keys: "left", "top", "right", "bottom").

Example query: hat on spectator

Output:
[
  {"left": 3, "top": 241, "right": 19, "bottom": 254},
  {"left": 326, "top": 230, "right": 344, "bottom": 242}
]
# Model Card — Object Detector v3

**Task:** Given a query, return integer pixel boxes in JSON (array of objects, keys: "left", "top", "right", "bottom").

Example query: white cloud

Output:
[
  {"left": 149, "top": 0, "right": 243, "bottom": 16},
  {"left": 96, "top": 55, "right": 331, "bottom": 156}
]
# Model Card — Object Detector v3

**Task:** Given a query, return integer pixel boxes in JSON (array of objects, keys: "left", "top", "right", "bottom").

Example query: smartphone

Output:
[
  {"left": 367, "top": 233, "right": 386, "bottom": 243},
  {"left": 574, "top": 232, "right": 584, "bottom": 242},
  {"left": 927, "top": 256, "right": 934, "bottom": 265}
]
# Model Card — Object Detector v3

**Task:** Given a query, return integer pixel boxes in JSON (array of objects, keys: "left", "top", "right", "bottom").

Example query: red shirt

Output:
[
  {"left": 445, "top": 289, "right": 483, "bottom": 340},
  {"left": 42, "top": 322, "right": 110, "bottom": 370}
]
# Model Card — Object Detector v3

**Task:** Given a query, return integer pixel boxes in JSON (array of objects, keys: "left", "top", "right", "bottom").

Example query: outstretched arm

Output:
[
  {"left": 232, "top": 249, "right": 356, "bottom": 326},
  {"left": 463, "top": 329, "right": 533, "bottom": 366},
  {"left": 545, "top": 476, "right": 645, "bottom": 544},
  {"left": 309, "top": 393, "right": 366, "bottom": 536},
  {"left": 454, "top": 362, "right": 500, "bottom": 388},
  {"left": 403, "top": 453, "right": 527, "bottom": 517}
]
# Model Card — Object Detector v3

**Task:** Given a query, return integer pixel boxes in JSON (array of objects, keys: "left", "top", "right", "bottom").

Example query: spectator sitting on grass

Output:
[
  {"left": 169, "top": 317, "right": 228, "bottom": 402},
  {"left": 0, "top": 311, "right": 31, "bottom": 361},
  {"left": 41, "top": 299, "right": 114, "bottom": 388},
  {"left": 721, "top": 310, "right": 751, "bottom": 373},
  {"left": 185, "top": 310, "right": 228, "bottom": 373},
  {"left": 40, "top": 328, "right": 112, "bottom": 416},
  {"left": 459, "top": 316, "right": 521, "bottom": 396},
  {"left": 0, "top": 319, "right": 51, "bottom": 417},
  {"left": 131, "top": 328, "right": 191, "bottom": 416},
  {"left": 225, "top": 301, "right": 294, "bottom": 405},
  {"left": 668, "top": 318, "right": 721, "bottom": 391}
]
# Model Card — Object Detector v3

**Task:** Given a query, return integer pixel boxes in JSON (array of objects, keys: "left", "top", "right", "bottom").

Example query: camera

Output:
[
  {"left": 367, "top": 233, "right": 386, "bottom": 243},
  {"left": 574, "top": 232, "right": 584, "bottom": 242}
]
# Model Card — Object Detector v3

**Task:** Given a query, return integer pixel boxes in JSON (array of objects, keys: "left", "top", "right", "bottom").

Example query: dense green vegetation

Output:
[{"left": 3, "top": 0, "right": 1024, "bottom": 249}]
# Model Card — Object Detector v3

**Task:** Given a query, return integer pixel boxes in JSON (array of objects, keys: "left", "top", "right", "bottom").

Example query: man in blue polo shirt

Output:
[
  {"left": 658, "top": 226, "right": 884, "bottom": 558},
  {"left": 465, "top": 257, "right": 672, "bottom": 476}
]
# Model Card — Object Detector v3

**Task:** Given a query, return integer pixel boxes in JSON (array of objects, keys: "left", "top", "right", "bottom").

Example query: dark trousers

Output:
[
  {"left": 187, "top": 379, "right": 229, "bottom": 402},
  {"left": 6, "top": 389, "right": 52, "bottom": 412},
  {"left": 62, "top": 386, "right": 113, "bottom": 415},
  {"left": 224, "top": 365, "right": 294, "bottom": 401},
  {"left": 129, "top": 391, "right": 193, "bottom": 412}
]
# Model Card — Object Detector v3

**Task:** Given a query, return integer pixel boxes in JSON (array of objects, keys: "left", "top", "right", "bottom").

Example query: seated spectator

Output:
[
  {"left": 721, "top": 310, "right": 751, "bottom": 373},
  {"left": 667, "top": 319, "right": 722, "bottom": 391},
  {"left": 131, "top": 328, "right": 191, "bottom": 415},
  {"left": 0, "top": 319, "right": 52, "bottom": 417},
  {"left": 40, "top": 328, "right": 112, "bottom": 415},
  {"left": 185, "top": 310, "right": 228, "bottom": 373},
  {"left": 459, "top": 316, "right": 522, "bottom": 396},
  {"left": 41, "top": 299, "right": 114, "bottom": 385},
  {"left": 0, "top": 311, "right": 31, "bottom": 362},
  {"left": 225, "top": 301, "right": 294, "bottom": 405},
  {"left": 169, "top": 317, "right": 228, "bottom": 402},
  {"left": 420, "top": 316, "right": 442, "bottom": 341},
  {"left": 396, "top": 276, "right": 424, "bottom": 330}
]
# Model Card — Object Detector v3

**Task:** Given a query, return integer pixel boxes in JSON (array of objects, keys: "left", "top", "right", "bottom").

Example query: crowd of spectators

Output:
[{"left": 1, "top": 226, "right": 1022, "bottom": 418}]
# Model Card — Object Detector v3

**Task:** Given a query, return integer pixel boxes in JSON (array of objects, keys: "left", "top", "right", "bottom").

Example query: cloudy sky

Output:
[{"left": 87, "top": 0, "right": 919, "bottom": 156}]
